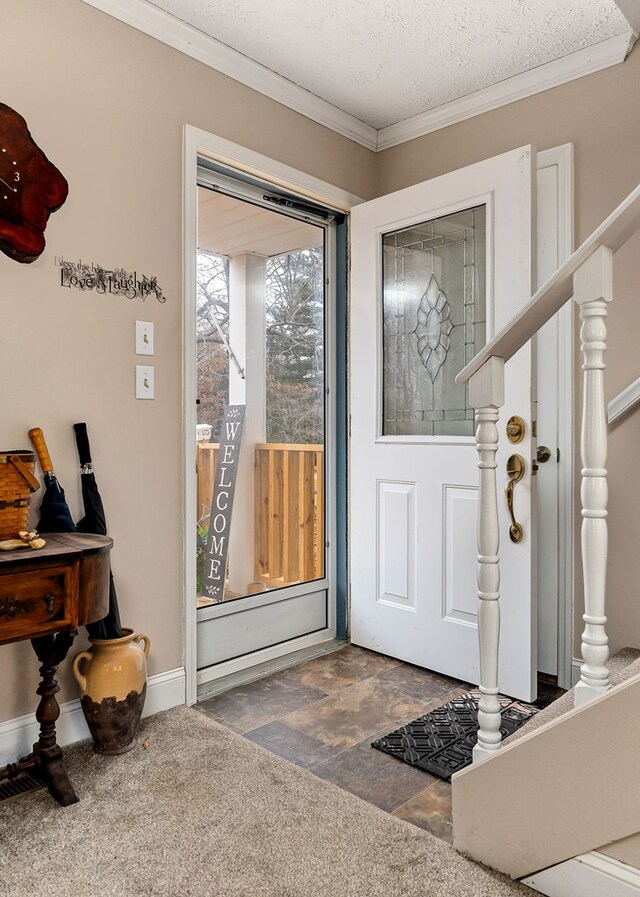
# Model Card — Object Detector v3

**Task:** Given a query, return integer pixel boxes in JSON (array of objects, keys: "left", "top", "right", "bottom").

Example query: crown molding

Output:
[
  {"left": 376, "top": 33, "right": 632, "bottom": 150},
  {"left": 78, "top": 0, "right": 378, "bottom": 150},
  {"left": 79, "top": 1, "right": 632, "bottom": 153}
]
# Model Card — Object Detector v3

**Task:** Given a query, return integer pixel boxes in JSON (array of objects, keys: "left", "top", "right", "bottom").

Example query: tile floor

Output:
[
  {"left": 199, "top": 645, "right": 565, "bottom": 845},
  {"left": 198, "top": 645, "right": 475, "bottom": 844}
]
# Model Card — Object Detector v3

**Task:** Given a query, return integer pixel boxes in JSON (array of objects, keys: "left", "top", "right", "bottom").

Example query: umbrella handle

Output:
[
  {"left": 72, "top": 651, "right": 92, "bottom": 693},
  {"left": 28, "top": 428, "right": 54, "bottom": 474},
  {"left": 133, "top": 633, "right": 151, "bottom": 657},
  {"left": 73, "top": 422, "right": 92, "bottom": 467}
]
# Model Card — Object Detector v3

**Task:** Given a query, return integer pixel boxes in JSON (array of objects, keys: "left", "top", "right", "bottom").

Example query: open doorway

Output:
[{"left": 192, "top": 164, "right": 343, "bottom": 697}]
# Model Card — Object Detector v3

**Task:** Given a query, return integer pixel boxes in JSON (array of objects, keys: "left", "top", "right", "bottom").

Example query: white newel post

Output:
[
  {"left": 573, "top": 246, "right": 613, "bottom": 707},
  {"left": 469, "top": 356, "right": 505, "bottom": 762}
]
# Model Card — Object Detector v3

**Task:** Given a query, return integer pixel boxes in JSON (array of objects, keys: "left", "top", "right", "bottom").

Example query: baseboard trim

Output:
[
  {"left": 523, "top": 851, "right": 640, "bottom": 897},
  {"left": 571, "top": 658, "right": 582, "bottom": 687},
  {"left": 0, "top": 667, "right": 185, "bottom": 765}
]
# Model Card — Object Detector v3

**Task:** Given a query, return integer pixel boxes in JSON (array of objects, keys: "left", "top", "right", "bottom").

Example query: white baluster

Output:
[
  {"left": 573, "top": 246, "right": 613, "bottom": 707},
  {"left": 469, "top": 357, "right": 505, "bottom": 761}
]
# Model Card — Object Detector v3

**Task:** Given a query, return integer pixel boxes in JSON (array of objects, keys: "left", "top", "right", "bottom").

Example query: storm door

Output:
[{"left": 194, "top": 165, "right": 337, "bottom": 691}]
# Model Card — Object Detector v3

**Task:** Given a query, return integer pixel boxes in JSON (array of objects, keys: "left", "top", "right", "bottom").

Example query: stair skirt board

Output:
[{"left": 523, "top": 851, "right": 640, "bottom": 897}]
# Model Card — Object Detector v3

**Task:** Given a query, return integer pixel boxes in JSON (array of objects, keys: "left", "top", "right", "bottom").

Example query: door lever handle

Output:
[{"left": 505, "top": 454, "right": 525, "bottom": 544}]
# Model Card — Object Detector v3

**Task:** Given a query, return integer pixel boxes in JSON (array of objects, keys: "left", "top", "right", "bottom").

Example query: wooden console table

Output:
[{"left": 0, "top": 533, "right": 112, "bottom": 806}]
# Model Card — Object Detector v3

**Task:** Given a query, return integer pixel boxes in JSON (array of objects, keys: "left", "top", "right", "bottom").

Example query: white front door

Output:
[{"left": 350, "top": 146, "right": 537, "bottom": 701}]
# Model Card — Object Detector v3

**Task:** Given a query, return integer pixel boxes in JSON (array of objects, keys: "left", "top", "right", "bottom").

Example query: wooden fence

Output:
[{"left": 196, "top": 442, "right": 324, "bottom": 589}]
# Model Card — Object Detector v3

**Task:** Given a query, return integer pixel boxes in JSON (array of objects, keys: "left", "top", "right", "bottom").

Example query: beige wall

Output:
[
  {"left": 600, "top": 832, "right": 640, "bottom": 869},
  {"left": 3, "top": 0, "right": 640, "bottom": 730},
  {"left": 378, "top": 49, "right": 640, "bottom": 659},
  {"left": 0, "top": 0, "right": 376, "bottom": 723}
]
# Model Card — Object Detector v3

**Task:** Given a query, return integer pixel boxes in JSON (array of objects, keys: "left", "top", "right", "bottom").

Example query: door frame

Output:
[
  {"left": 182, "top": 125, "right": 361, "bottom": 704},
  {"left": 536, "top": 144, "right": 575, "bottom": 690},
  {"left": 181, "top": 134, "right": 575, "bottom": 703}
]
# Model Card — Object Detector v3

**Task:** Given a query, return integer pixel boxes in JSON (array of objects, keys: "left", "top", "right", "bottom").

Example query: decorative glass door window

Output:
[{"left": 382, "top": 205, "right": 486, "bottom": 437}]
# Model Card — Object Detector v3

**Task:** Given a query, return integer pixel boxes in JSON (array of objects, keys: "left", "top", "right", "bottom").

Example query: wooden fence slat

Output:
[
  {"left": 285, "top": 451, "right": 301, "bottom": 583},
  {"left": 196, "top": 443, "right": 219, "bottom": 520},
  {"left": 270, "top": 451, "right": 284, "bottom": 580},
  {"left": 254, "top": 447, "right": 270, "bottom": 577},
  {"left": 315, "top": 451, "right": 324, "bottom": 579},
  {"left": 299, "top": 451, "right": 315, "bottom": 581}
]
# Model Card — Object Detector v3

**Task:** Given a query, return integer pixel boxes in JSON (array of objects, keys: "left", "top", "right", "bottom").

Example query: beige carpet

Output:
[
  {"left": 0, "top": 706, "right": 531, "bottom": 897},
  {"left": 506, "top": 647, "right": 640, "bottom": 745}
]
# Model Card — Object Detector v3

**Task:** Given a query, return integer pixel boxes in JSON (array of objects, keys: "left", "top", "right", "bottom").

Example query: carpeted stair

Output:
[{"left": 505, "top": 647, "right": 640, "bottom": 745}]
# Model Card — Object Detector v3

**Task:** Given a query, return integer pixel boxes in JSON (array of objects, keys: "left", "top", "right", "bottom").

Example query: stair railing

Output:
[
  {"left": 456, "top": 184, "right": 640, "bottom": 761},
  {"left": 608, "top": 375, "right": 640, "bottom": 424}
]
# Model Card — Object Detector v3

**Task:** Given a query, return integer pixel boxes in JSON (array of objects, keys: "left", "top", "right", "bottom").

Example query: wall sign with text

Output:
[
  {"left": 55, "top": 256, "right": 166, "bottom": 303},
  {"left": 203, "top": 405, "right": 245, "bottom": 601}
]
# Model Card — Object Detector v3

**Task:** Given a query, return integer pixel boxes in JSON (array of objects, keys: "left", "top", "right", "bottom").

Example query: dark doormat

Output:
[{"left": 372, "top": 690, "right": 540, "bottom": 782}]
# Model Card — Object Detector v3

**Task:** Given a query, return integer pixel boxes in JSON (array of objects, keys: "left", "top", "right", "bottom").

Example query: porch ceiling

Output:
[
  {"left": 147, "top": 0, "right": 630, "bottom": 129},
  {"left": 198, "top": 188, "right": 322, "bottom": 257}
]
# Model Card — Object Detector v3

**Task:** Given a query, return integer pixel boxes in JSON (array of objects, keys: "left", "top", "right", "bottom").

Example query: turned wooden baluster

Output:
[
  {"left": 573, "top": 246, "right": 613, "bottom": 706},
  {"left": 470, "top": 357, "right": 505, "bottom": 761}
]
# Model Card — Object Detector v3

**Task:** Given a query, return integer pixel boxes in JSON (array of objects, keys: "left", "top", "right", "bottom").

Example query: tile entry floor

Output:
[
  {"left": 199, "top": 645, "right": 565, "bottom": 845},
  {"left": 199, "top": 646, "right": 471, "bottom": 843}
]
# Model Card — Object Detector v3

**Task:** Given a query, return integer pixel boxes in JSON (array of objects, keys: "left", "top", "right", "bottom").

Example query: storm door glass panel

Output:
[
  {"left": 195, "top": 184, "right": 326, "bottom": 607},
  {"left": 382, "top": 205, "right": 486, "bottom": 437}
]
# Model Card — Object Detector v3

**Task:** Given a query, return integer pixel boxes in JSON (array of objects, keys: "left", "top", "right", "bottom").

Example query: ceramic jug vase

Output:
[{"left": 73, "top": 628, "right": 151, "bottom": 755}]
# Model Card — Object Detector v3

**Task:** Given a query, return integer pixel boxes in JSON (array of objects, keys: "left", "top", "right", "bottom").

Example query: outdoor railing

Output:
[
  {"left": 196, "top": 441, "right": 324, "bottom": 589},
  {"left": 254, "top": 444, "right": 324, "bottom": 587}
]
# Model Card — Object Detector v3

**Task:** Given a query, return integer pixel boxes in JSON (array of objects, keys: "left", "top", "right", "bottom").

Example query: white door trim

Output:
[
  {"left": 182, "top": 126, "right": 363, "bottom": 704},
  {"left": 536, "top": 144, "right": 575, "bottom": 690}
]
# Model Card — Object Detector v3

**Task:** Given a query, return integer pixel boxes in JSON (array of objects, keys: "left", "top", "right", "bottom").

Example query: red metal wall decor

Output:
[{"left": 0, "top": 104, "right": 68, "bottom": 264}]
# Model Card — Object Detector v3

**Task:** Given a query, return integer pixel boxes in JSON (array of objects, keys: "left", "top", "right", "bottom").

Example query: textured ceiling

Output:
[{"left": 147, "top": 0, "right": 629, "bottom": 128}]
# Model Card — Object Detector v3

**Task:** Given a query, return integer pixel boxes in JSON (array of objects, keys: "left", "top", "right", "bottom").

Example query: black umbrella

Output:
[
  {"left": 28, "top": 427, "right": 76, "bottom": 533},
  {"left": 73, "top": 422, "right": 122, "bottom": 641}
]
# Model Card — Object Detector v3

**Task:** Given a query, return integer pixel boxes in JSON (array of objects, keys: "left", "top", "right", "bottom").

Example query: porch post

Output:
[
  {"left": 469, "top": 356, "right": 505, "bottom": 762},
  {"left": 573, "top": 246, "right": 613, "bottom": 707},
  {"left": 228, "top": 252, "right": 267, "bottom": 595}
]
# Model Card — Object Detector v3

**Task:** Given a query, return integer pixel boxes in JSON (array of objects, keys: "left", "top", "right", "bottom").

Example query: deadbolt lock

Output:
[{"left": 506, "top": 415, "right": 525, "bottom": 444}]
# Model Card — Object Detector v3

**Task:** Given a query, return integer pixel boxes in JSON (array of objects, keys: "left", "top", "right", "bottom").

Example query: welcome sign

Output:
[{"left": 203, "top": 405, "right": 246, "bottom": 601}]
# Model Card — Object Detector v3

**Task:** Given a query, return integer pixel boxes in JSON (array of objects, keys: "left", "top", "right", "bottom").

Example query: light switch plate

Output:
[
  {"left": 135, "top": 321, "right": 154, "bottom": 356},
  {"left": 136, "top": 365, "right": 154, "bottom": 400}
]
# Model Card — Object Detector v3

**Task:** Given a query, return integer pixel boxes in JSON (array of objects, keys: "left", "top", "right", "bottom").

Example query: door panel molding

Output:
[
  {"left": 376, "top": 480, "right": 417, "bottom": 609},
  {"left": 443, "top": 484, "right": 479, "bottom": 626}
]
